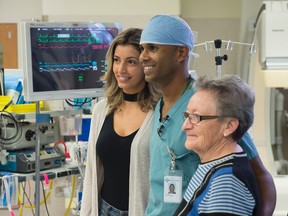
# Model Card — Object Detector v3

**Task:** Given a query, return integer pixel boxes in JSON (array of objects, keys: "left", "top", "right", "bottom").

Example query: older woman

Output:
[{"left": 174, "top": 75, "right": 260, "bottom": 216}]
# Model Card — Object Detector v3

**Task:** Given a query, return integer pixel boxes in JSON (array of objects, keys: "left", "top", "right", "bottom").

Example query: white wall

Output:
[
  {"left": 42, "top": 0, "right": 181, "bottom": 29},
  {"left": 0, "top": 0, "right": 42, "bottom": 22},
  {"left": 0, "top": 0, "right": 180, "bottom": 23},
  {"left": 181, "top": 0, "right": 241, "bottom": 18},
  {"left": 42, "top": 0, "right": 180, "bottom": 16}
]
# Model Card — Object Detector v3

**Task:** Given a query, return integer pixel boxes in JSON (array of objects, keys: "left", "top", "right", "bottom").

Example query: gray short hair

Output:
[{"left": 194, "top": 75, "right": 255, "bottom": 141}]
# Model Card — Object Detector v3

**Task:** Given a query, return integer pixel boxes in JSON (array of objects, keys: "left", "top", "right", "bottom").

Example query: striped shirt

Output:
[{"left": 174, "top": 152, "right": 259, "bottom": 216}]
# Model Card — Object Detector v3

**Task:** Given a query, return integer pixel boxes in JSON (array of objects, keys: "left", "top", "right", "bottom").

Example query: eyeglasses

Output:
[{"left": 182, "top": 112, "right": 219, "bottom": 124}]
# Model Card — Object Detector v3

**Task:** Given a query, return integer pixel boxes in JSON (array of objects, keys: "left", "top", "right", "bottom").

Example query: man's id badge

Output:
[{"left": 163, "top": 170, "right": 183, "bottom": 203}]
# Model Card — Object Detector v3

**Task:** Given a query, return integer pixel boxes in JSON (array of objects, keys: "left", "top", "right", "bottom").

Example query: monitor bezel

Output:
[{"left": 21, "top": 21, "right": 122, "bottom": 102}]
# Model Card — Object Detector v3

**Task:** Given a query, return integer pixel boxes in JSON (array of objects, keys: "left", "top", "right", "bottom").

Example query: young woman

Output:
[{"left": 80, "top": 28, "right": 161, "bottom": 216}]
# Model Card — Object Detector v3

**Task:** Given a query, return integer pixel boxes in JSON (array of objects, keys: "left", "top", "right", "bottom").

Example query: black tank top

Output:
[{"left": 96, "top": 112, "right": 138, "bottom": 211}]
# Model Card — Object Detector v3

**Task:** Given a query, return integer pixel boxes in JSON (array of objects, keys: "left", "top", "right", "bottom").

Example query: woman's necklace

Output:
[{"left": 123, "top": 92, "right": 139, "bottom": 102}]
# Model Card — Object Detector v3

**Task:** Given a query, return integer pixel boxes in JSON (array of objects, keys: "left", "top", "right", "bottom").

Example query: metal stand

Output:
[
  {"left": 193, "top": 39, "right": 255, "bottom": 78},
  {"left": 214, "top": 39, "right": 228, "bottom": 78},
  {"left": 35, "top": 101, "right": 41, "bottom": 216}
]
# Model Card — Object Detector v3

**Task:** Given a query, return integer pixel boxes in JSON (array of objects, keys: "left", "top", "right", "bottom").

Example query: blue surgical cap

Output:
[{"left": 140, "top": 15, "right": 194, "bottom": 51}]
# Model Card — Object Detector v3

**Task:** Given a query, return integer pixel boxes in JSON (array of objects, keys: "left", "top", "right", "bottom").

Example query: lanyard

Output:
[{"left": 167, "top": 146, "right": 177, "bottom": 170}]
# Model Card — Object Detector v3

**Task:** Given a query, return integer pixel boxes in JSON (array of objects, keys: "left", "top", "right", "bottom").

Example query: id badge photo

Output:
[{"left": 164, "top": 169, "right": 183, "bottom": 203}]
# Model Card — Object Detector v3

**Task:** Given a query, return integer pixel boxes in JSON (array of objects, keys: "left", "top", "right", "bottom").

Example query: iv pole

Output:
[
  {"left": 35, "top": 101, "right": 41, "bottom": 216},
  {"left": 194, "top": 39, "right": 255, "bottom": 78},
  {"left": 214, "top": 39, "right": 228, "bottom": 78},
  {"left": 35, "top": 102, "right": 51, "bottom": 215}
]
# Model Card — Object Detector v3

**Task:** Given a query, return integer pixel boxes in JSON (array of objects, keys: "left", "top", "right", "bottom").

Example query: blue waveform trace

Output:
[
  {"left": 40, "top": 63, "right": 90, "bottom": 68},
  {"left": 39, "top": 67, "right": 91, "bottom": 72}
]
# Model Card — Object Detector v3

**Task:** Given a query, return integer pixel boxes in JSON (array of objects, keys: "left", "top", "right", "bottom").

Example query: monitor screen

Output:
[{"left": 21, "top": 22, "right": 122, "bottom": 102}]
